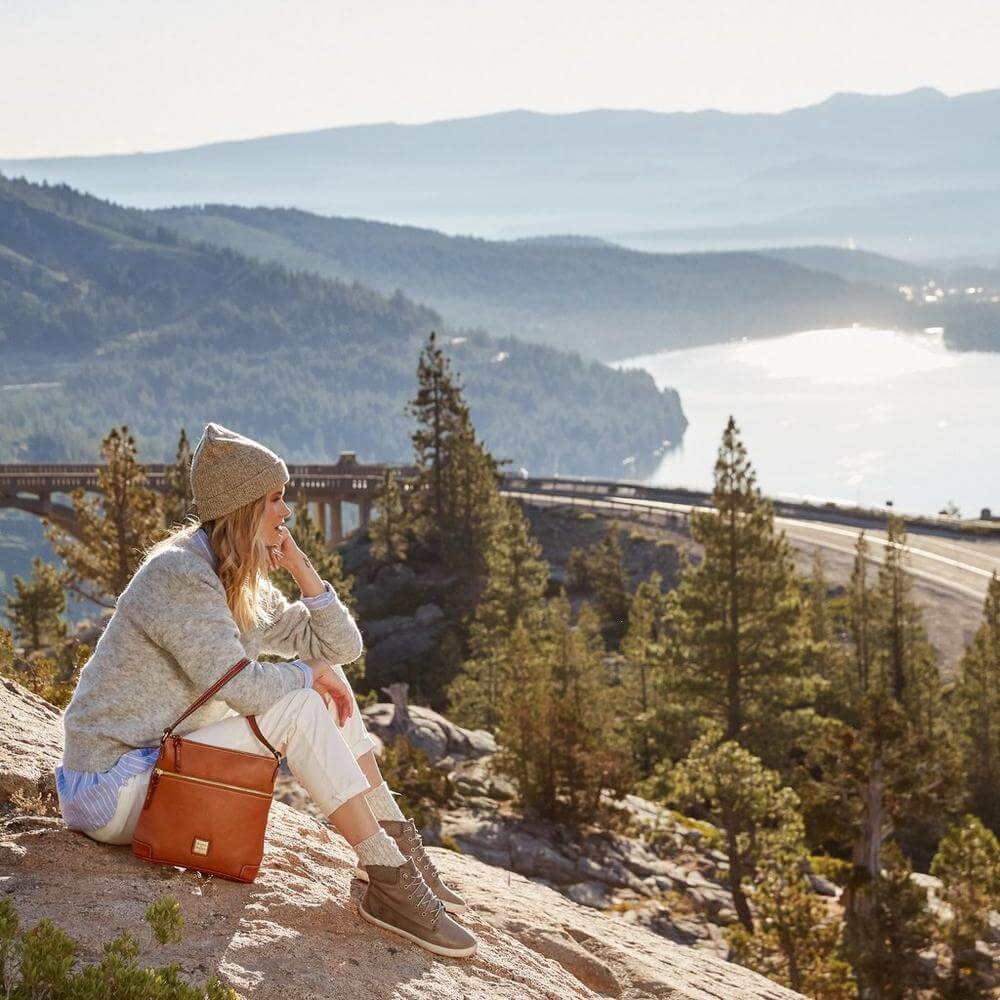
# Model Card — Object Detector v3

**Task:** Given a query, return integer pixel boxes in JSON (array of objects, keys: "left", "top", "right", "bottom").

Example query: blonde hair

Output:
[{"left": 141, "top": 494, "right": 279, "bottom": 635}]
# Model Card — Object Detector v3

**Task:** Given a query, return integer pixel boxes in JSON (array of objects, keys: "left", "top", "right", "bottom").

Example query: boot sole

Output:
[
  {"left": 353, "top": 866, "right": 468, "bottom": 913},
  {"left": 358, "top": 898, "right": 478, "bottom": 958}
]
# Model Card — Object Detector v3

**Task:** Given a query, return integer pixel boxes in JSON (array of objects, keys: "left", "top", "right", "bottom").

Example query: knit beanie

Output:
[{"left": 190, "top": 422, "right": 289, "bottom": 521}]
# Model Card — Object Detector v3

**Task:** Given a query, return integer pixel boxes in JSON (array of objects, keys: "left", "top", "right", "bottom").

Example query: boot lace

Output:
[
  {"left": 401, "top": 821, "right": 441, "bottom": 888},
  {"left": 401, "top": 867, "right": 444, "bottom": 924}
]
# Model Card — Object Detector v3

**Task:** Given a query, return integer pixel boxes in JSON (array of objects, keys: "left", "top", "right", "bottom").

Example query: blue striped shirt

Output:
[{"left": 55, "top": 527, "right": 331, "bottom": 832}]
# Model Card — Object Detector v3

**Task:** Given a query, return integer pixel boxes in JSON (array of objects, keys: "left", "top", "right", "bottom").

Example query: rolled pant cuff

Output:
[
  {"left": 350, "top": 734, "right": 379, "bottom": 758},
  {"left": 318, "top": 772, "right": 374, "bottom": 816}
]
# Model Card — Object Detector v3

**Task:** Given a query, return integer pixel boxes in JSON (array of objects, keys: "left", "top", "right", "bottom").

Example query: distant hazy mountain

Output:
[
  {"left": 618, "top": 188, "right": 1000, "bottom": 260},
  {"left": 0, "top": 174, "right": 685, "bottom": 477},
  {"left": 2, "top": 87, "right": 998, "bottom": 258},
  {"left": 758, "top": 246, "right": 930, "bottom": 286},
  {"left": 150, "top": 203, "right": 909, "bottom": 361}
]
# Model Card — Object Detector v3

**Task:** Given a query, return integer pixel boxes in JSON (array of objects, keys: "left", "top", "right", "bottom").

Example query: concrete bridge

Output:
[
  {"left": 0, "top": 453, "right": 420, "bottom": 544},
  {"left": 2, "top": 459, "right": 997, "bottom": 548}
]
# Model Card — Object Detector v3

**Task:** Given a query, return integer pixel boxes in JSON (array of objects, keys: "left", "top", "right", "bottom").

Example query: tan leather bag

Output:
[{"left": 131, "top": 657, "right": 282, "bottom": 883}]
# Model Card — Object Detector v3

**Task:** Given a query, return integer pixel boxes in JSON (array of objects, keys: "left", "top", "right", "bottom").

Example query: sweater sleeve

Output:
[
  {"left": 140, "top": 554, "right": 311, "bottom": 716},
  {"left": 258, "top": 579, "right": 364, "bottom": 666}
]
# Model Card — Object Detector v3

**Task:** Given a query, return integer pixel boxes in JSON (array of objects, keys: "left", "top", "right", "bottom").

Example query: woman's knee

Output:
[
  {"left": 270, "top": 685, "right": 326, "bottom": 715},
  {"left": 289, "top": 686, "right": 327, "bottom": 712}
]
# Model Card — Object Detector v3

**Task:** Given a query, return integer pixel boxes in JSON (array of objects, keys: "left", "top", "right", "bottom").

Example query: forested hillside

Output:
[
  {"left": 151, "top": 202, "right": 911, "bottom": 362},
  {"left": 0, "top": 174, "right": 686, "bottom": 476}
]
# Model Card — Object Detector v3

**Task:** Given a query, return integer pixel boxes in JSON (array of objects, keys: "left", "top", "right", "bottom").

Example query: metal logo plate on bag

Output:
[{"left": 192, "top": 838, "right": 210, "bottom": 855}]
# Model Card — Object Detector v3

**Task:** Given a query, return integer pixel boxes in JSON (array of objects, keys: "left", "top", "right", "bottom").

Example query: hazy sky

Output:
[{"left": 3, "top": 0, "right": 999, "bottom": 158}]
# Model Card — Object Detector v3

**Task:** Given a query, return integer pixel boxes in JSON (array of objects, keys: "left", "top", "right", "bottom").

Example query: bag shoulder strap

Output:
[
  {"left": 246, "top": 715, "right": 280, "bottom": 759},
  {"left": 161, "top": 656, "right": 252, "bottom": 741}
]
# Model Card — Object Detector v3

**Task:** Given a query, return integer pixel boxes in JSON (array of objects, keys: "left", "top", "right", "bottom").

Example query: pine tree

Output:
[
  {"left": 930, "top": 814, "right": 1000, "bottom": 999},
  {"left": 448, "top": 497, "right": 550, "bottom": 731},
  {"left": 671, "top": 730, "right": 805, "bottom": 932},
  {"left": 809, "top": 516, "right": 953, "bottom": 944},
  {"left": 567, "top": 524, "right": 631, "bottom": 646},
  {"left": 843, "top": 840, "right": 934, "bottom": 1000},
  {"left": 439, "top": 407, "right": 507, "bottom": 575},
  {"left": 405, "top": 330, "right": 470, "bottom": 555},
  {"left": 43, "top": 426, "right": 163, "bottom": 607},
  {"left": 846, "top": 530, "right": 878, "bottom": 711},
  {"left": 161, "top": 427, "right": 194, "bottom": 529},
  {"left": 806, "top": 549, "right": 831, "bottom": 646},
  {"left": 828, "top": 688, "right": 928, "bottom": 906},
  {"left": 493, "top": 616, "right": 556, "bottom": 812},
  {"left": 804, "top": 549, "right": 844, "bottom": 683},
  {"left": 404, "top": 332, "right": 507, "bottom": 574},
  {"left": 668, "top": 416, "right": 809, "bottom": 759},
  {"left": 620, "top": 570, "right": 670, "bottom": 775},
  {"left": 369, "top": 467, "right": 410, "bottom": 565},
  {"left": 4, "top": 557, "right": 67, "bottom": 655},
  {"left": 950, "top": 572, "right": 1000, "bottom": 832},
  {"left": 802, "top": 676, "right": 954, "bottom": 996},
  {"left": 551, "top": 600, "right": 631, "bottom": 817},
  {"left": 494, "top": 594, "right": 627, "bottom": 821},
  {"left": 871, "top": 517, "right": 941, "bottom": 738},
  {"left": 728, "top": 859, "right": 855, "bottom": 999},
  {"left": 871, "top": 517, "right": 957, "bottom": 857}
]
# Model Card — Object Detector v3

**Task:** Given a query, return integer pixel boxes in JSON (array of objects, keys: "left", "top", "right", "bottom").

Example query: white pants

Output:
[{"left": 84, "top": 668, "right": 377, "bottom": 846}]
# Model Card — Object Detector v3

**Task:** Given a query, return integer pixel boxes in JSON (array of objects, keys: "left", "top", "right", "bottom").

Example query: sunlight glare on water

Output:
[
  {"left": 612, "top": 327, "right": 999, "bottom": 517},
  {"left": 731, "top": 327, "right": 960, "bottom": 384}
]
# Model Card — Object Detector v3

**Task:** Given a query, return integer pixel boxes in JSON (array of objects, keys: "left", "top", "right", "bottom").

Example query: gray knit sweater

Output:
[{"left": 60, "top": 531, "right": 364, "bottom": 771}]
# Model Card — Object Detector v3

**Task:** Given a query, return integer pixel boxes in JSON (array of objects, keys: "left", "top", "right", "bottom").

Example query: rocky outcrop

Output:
[
  {"left": 1, "top": 677, "right": 803, "bottom": 999},
  {"left": 2, "top": 806, "right": 806, "bottom": 1000},
  {"left": 436, "top": 789, "right": 743, "bottom": 958},
  {"left": 362, "top": 700, "right": 496, "bottom": 765},
  {"left": 0, "top": 677, "right": 62, "bottom": 803}
]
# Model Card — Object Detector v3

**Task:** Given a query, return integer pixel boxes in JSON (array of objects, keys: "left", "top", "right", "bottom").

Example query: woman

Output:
[{"left": 54, "top": 421, "right": 476, "bottom": 959}]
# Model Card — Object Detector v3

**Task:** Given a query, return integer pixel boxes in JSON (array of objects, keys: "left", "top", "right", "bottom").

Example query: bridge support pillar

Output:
[
  {"left": 358, "top": 497, "right": 372, "bottom": 530},
  {"left": 329, "top": 501, "right": 343, "bottom": 544}
]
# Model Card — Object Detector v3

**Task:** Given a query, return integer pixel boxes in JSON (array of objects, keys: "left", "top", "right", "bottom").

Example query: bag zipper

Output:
[{"left": 151, "top": 767, "right": 272, "bottom": 798}]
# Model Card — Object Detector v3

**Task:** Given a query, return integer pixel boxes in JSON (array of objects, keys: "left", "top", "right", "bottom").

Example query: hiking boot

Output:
[
  {"left": 358, "top": 858, "right": 477, "bottom": 959},
  {"left": 354, "top": 819, "right": 468, "bottom": 913}
]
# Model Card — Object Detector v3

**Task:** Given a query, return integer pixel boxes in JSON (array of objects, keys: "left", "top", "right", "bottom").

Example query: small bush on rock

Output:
[{"left": 0, "top": 892, "right": 237, "bottom": 998}]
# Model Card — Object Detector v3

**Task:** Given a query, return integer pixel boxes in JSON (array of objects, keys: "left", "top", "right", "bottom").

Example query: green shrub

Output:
[
  {"left": 0, "top": 626, "right": 88, "bottom": 710},
  {"left": 377, "top": 738, "right": 453, "bottom": 833},
  {"left": 810, "top": 854, "right": 852, "bottom": 887},
  {"left": 0, "top": 893, "right": 237, "bottom": 998}
]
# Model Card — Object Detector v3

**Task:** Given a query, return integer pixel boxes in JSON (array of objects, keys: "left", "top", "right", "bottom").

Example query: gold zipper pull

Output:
[{"left": 143, "top": 769, "right": 160, "bottom": 809}]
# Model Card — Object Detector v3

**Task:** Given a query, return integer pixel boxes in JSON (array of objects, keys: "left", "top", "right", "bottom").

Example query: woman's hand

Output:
[
  {"left": 267, "top": 524, "right": 305, "bottom": 574},
  {"left": 304, "top": 658, "right": 354, "bottom": 726}
]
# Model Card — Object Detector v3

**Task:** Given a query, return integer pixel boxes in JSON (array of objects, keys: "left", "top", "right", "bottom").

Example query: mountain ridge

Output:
[
  {"left": 3, "top": 87, "right": 998, "bottom": 259},
  {"left": 2, "top": 85, "right": 992, "bottom": 164}
]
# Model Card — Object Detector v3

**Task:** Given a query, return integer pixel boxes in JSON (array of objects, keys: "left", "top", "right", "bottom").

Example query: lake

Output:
[{"left": 612, "top": 326, "right": 1000, "bottom": 519}]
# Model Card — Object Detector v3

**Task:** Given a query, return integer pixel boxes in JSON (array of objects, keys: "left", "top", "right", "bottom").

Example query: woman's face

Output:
[{"left": 262, "top": 485, "right": 292, "bottom": 546}]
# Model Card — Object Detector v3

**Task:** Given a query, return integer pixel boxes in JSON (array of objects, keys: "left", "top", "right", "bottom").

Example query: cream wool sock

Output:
[
  {"left": 354, "top": 828, "right": 406, "bottom": 868},
  {"left": 364, "top": 780, "right": 406, "bottom": 822}
]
